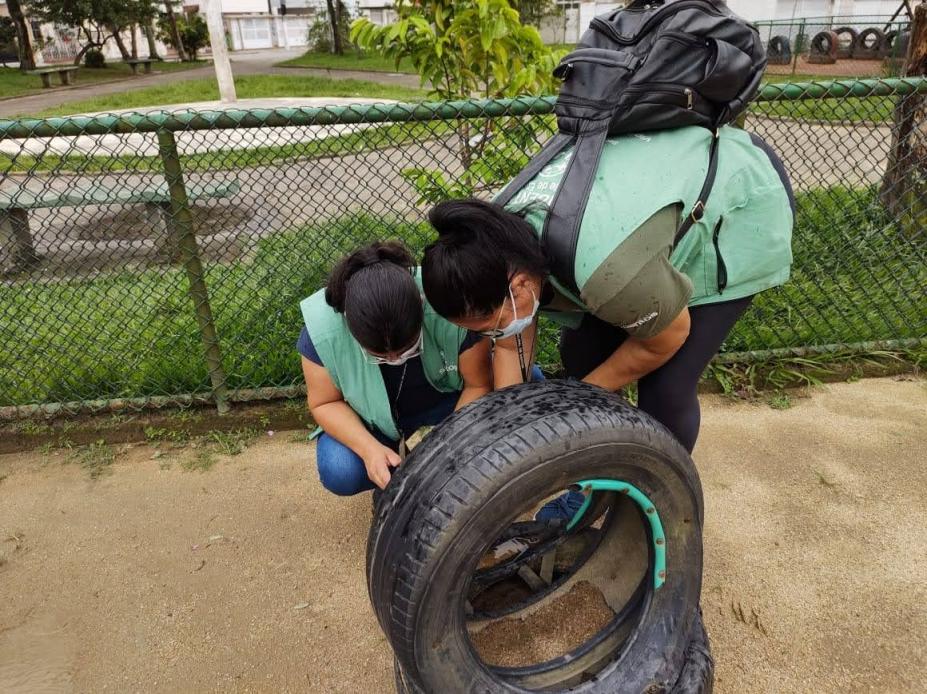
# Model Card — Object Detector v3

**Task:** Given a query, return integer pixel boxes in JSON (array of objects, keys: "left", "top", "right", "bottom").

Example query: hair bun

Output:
[{"left": 325, "top": 241, "right": 415, "bottom": 312}]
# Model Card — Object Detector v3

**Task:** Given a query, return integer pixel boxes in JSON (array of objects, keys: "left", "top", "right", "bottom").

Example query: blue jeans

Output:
[
  {"left": 316, "top": 366, "right": 544, "bottom": 496},
  {"left": 316, "top": 394, "right": 458, "bottom": 496}
]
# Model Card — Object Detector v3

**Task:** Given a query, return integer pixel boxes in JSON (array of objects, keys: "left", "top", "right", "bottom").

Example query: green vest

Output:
[
  {"left": 509, "top": 125, "right": 793, "bottom": 321},
  {"left": 299, "top": 273, "right": 466, "bottom": 441}
]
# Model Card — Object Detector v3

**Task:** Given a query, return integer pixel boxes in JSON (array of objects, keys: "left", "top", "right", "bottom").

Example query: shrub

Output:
[{"left": 84, "top": 48, "right": 105, "bottom": 68}]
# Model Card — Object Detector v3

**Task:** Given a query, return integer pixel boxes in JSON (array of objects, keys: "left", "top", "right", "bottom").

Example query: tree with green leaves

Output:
[
  {"left": 31, "top": 0, "right": 141, "bottom": 63},
  {"left": 158, "top": 12, "right": 208, "bottom": 60},
  {"left": 308, "top": 0, "right": 349, "bottom": 54},
  {"left": 512, "top": 0, "right": 559, "bottom": 28},
  {"left": 162, "top": 0, "right": 187, "bottom": 61},
  {"left": 351, "top": 0, "right": 564, "bottom": 202},
  {"left": 352, "top": 0, "right": 559, "bottom": 101}
]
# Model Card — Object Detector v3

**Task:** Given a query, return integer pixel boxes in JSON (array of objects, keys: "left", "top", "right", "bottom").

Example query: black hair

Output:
[
  {"left": 325, "top": 241, "right": 422, "bottom": 354},
  {"left": 422, "top": 199, "right": 549, "bottom": 319}
]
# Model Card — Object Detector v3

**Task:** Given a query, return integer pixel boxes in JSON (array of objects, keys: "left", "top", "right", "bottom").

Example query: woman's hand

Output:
[
  {"left": 302, "top": 356, "right": 400, "bottom": 488},
  {"left": 361, "top": 442, "right": 403, "bottom": 490},
  {"left": 583, "top": 308, "right": 691, "bottom": 391}
]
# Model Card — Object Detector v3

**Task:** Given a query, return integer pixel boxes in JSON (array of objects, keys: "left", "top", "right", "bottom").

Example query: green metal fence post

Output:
[
  {"left": 792, "top": 19, "right": 804, "bottom": 78},
  {"left": 156, "top": 129, "right": 230, "bottom": 415}
]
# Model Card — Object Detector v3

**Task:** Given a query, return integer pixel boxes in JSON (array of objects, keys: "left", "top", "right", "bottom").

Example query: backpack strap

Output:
[
  {"left": 673, "top": 129, "right": 720, "bottom": 248},
  {"left": 494, "top": 132, "right": 574, "bottom": 207},
  {"left": 541, "top": 127, "right": 610, "bottom": 295}
]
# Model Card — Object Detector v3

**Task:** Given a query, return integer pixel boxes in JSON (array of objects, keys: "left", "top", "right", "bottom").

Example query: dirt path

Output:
[{"left": 1, "top": 377, "right": 925, "bottom": 693}]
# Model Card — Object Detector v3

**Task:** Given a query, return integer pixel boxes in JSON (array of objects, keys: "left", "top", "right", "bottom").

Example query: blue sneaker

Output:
[{"left": 534, "top": 490, "right": 587, "bottom": 523}]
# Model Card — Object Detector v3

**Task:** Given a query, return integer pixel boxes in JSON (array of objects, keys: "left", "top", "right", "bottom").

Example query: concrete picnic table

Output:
[
  {"left": 125, "top": 59, "right": 154, "bottom": 75},
  {"left": 0, "top": 181, "right": 240, "bottom": 274},
  {"left": 26, "top": 65, "right": 80, "bottom": 88}
]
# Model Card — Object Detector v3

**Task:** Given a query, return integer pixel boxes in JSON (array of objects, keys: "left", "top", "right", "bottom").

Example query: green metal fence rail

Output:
[{"left": 1, "top": 77, "right": 926, "bottom": 418}]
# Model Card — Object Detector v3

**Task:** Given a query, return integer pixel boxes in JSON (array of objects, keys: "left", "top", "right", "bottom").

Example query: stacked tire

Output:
[{"left": 367, "top": 380, "right": 714, "bottom": 693}]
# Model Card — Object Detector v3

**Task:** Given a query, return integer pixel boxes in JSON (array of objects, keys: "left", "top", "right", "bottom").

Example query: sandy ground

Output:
[{"left": 1, "top": 377, "right": 925, "bottom": 693}]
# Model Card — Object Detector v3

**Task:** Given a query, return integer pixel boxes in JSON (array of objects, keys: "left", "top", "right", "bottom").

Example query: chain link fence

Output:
[
  {"left": 1, "top": 77, "right": 926, "bottom": 417},
  {"left": 756, "top": 15, "right": 913, "bottom": 78}
]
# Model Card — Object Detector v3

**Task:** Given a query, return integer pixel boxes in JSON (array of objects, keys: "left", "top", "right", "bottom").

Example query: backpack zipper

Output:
[
  {"left": 590, "top": 1, "right": 724, "bottom": 46},
  {"left": 557, "top": 94, "right": 609, "bottom": 108},
  {"left": 617, "top": 84, "right": 694, "bottom": 107},
  {"left": 712, "top": 217, "right": 728, "bottom": 293}
]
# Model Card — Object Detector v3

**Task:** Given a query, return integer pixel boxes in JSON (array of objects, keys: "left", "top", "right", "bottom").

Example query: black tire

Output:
[
  {"left": 368, "top": 380, "right": 706, "bottom": 693},
  {"left": 394, "top": 612, "right": 714, "bottom": 694},
  {"left": 810, "top": 30, "right": 838, "bottom": 58},
  {"left": 767, "top": 35, "right": 792, "bottom": 65},
  {"left": 853, "top": 28, "right": 884, "bottom": 59},
  {"left": 833, "top": 26, "right": 858, "bottom": 59},
  {"left": 671, "top": 611, "right": 714, "bottom": 694}
]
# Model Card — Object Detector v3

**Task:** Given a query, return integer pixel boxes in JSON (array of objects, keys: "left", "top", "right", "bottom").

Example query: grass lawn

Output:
[
  {"left": 0, "top": 74, "right": 433, "bottom": 175},
  {"left": 2, "top": 187, "right": 924, "bottom": 406},
  {"left": 0, "top": 61, "right": 206, "bottom": 101},
  {"left": 277, "top": 48, "right": 416, "bottom": 74},
  {"left": 22, "top": 74, "right": 426, "bottom": 118}
]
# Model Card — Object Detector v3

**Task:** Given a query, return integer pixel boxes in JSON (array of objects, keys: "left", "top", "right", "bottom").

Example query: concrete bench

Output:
[
  {"left": 26, "top": 66, "right": 80, "bottom": 88},
  {"left": 0, "top": 181, "right": 240, "bottom": 274},
  {"left": 125, "top": 59, "right": 154, "bottom": 75}
]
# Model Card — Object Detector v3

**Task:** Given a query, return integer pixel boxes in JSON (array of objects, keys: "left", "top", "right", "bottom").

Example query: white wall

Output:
[{"left": 219, "top": 0, "right": 269, "bottom": 13}]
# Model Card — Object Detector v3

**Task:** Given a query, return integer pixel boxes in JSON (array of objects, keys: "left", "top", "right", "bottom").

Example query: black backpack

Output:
[{"left": 496, "top": 0, "right": 767, "bottom": 294}]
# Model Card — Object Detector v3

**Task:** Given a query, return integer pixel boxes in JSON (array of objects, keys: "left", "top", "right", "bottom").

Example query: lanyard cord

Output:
[
  {"left": 390, "top": 362, "right": 408, "bottom": 436},
  {"left": 491, "top": 317, "right": 538, "bottom": 384}
]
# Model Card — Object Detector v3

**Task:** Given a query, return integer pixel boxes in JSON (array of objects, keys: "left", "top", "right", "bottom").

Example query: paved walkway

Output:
[{"left": 0, "top": 48, "right": 421, "bottom": 119}]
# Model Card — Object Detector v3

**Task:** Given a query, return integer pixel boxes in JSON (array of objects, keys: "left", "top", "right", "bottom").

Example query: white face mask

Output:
[
  {"left": 364, "top": 331, "right": 423, "bottom": 366},
  {"left": 480, "top": 286, "right": 539, "bottom": 340}
]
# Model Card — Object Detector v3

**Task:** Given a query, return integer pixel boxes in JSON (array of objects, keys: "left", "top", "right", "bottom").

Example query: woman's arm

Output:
[
  {"left": 301, "top": 356, "right": 400, "bottom": 489},
  {"left": 583, "top": 308, "right": 691, "bottom": 391},
  {"left": 455, "top": 338, "right": 493, "bottom": 409},
  {"left": 490, "top": 321, "right": 540, "bottom": 389}
]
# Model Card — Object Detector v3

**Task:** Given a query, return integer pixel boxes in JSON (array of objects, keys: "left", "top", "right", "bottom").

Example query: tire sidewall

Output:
[{"left": 406, "top": 436, "right": 703, "bottom": 693}]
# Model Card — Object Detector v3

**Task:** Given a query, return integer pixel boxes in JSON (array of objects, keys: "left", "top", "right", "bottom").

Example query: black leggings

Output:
[{"left": 559, "top": 296, "right": 753, "bottom": 453}]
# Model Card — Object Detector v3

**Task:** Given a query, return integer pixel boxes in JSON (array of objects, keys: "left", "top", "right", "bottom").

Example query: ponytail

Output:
[
  {"left": 325, "top": 241, "right": 422, "bottom": 354},
  {"left": 422, "top": 199, "right": 548, "bottom": 319}
]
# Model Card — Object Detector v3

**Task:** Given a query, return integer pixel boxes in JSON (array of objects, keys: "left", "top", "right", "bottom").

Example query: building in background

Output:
[
  {"left": 182, "top": 0, "right": 325, "bottom": 51},
  {"left": 2, "top": 0, "right": 914, "bottom": 66},
  {"left": 503, "top": 1, "right": 911, "bottom": 45}
]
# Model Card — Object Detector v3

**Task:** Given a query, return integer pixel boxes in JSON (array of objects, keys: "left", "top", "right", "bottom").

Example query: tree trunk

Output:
[
  {"left": 6, "top": 0, "right": 36, "bottom": 71},
  {"left": 325, "top": 0, "right": 343, "bottom": 55},
  {"left": 72, "top": 26, "right": 99, "bottom": 65},
  {"left": 143, "top": 23, "right": 162, "bottom": 60},
  {"left": 165, "top": 2, "right": 188, "bottom": 61},
  {"left": 130, "top": 23, "right": 138, "bottom": 59},
  {"left": 879, "top": 3, "right": 927, "bottom": 234},
  {"left": 109, "top": 24, "right": 133, "bottom": 61}
]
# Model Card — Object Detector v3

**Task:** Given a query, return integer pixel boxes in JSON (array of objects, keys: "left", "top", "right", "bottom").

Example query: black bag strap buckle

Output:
[
  {"left": 672, "top": 129, "right": 721, "bottom": 249},
  {"left": 689, "top": 200, "right": 705, "bottom": 223}
]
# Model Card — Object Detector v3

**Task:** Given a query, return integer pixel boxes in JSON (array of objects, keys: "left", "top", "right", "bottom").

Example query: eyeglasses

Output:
[{"left": 363, "top": 331, "right": 423, "bottom": 366}]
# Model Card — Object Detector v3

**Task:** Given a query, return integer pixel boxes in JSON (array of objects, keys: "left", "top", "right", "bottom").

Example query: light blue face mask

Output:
[{"left": 480, "top": 286, "right": 539, "bottom": 340}]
